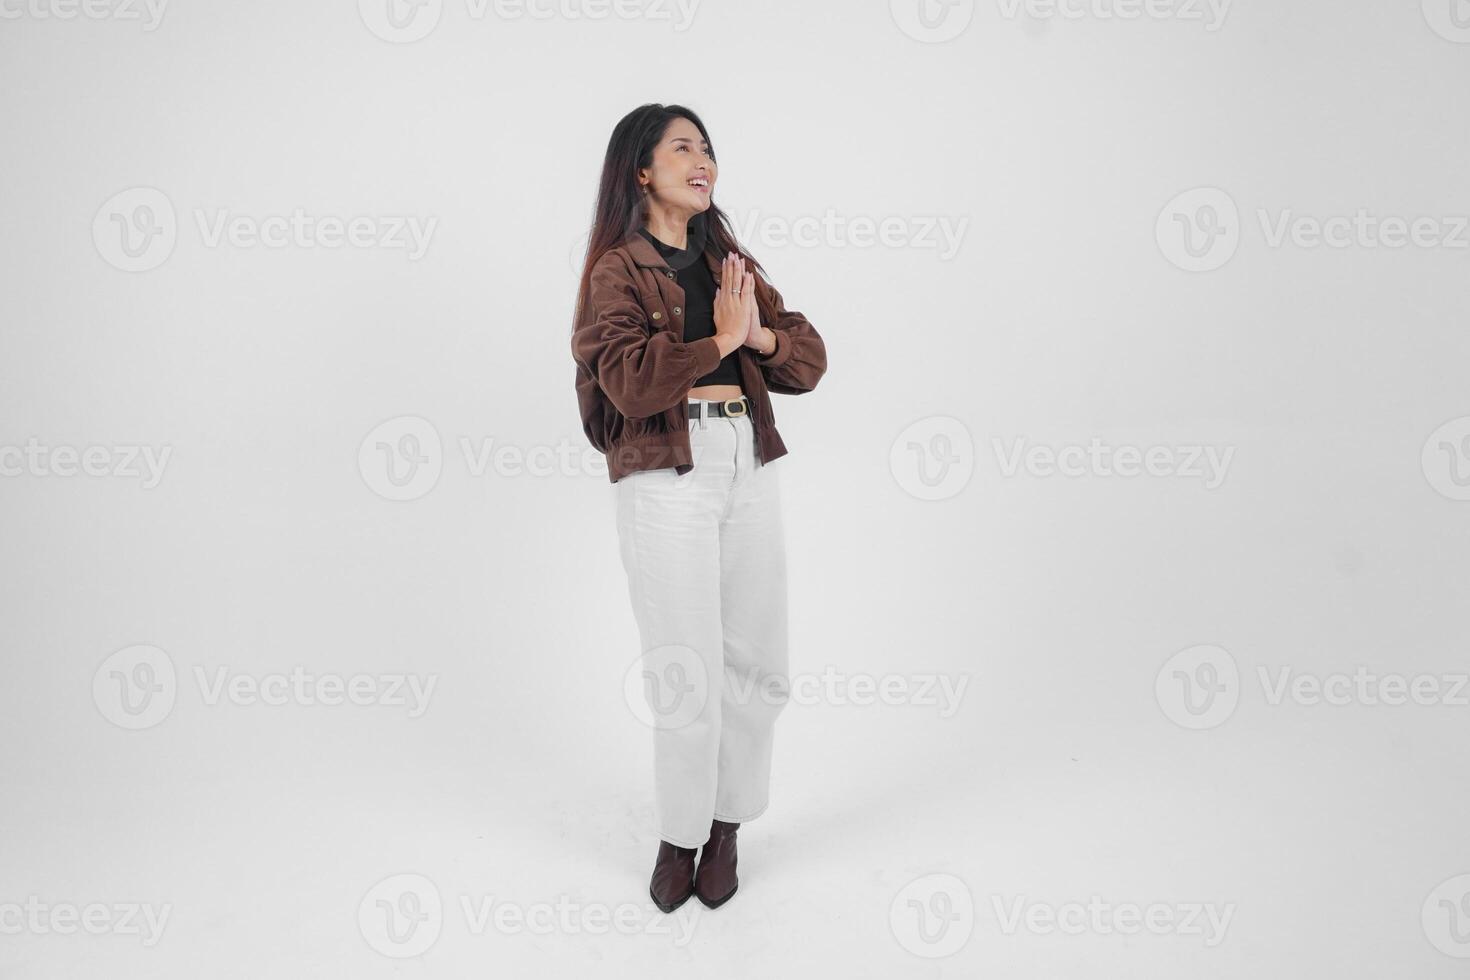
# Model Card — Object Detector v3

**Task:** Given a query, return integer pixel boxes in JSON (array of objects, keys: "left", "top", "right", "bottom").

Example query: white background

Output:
[{"left": 3, "top": 0, "right": 1470, "bottom": 976}]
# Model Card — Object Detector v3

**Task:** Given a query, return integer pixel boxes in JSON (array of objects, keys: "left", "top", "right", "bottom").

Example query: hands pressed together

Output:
[{"left": 712, "top": 251, "right": 773, "bottom": 358}]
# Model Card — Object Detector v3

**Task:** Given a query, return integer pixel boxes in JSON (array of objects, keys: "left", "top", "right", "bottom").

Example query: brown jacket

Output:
[{"left": 572, "top": 231, "right": 827, "bottom": 482}]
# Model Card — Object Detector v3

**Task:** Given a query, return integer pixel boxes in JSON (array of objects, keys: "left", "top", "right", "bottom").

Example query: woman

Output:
[{"left": 570, "top": 104, "right": 827, "bottom": 913}]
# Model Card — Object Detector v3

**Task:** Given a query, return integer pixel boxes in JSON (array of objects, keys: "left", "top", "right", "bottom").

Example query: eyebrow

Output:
[{"left": 671, "top": 137, "right": 710, "bottom": 147}]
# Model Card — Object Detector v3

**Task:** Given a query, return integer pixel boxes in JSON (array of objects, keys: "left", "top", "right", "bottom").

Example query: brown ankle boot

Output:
[
  {"left": 649, "top": 840, "right": 698, "bottom": 913},
  {"left": 693, "top": 819, "right": 740, "bottom": 909}
]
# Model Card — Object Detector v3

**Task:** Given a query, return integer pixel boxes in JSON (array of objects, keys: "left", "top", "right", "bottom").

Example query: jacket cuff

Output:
[
  {"left": 756, "top": 330, "right": 794, "bottom": 370},
  {"left": 692, "top": 335, "right": 723, "bottom": 376}
]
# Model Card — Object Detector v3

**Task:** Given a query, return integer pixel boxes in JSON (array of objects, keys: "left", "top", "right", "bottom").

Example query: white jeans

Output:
[{"left": 614, "top": 402, "right": 789, "bottom": 848}]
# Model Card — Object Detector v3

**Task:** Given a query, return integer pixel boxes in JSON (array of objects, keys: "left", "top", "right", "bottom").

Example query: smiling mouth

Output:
[{"left": 688, "top": 177, "right": 710, "bottom": 194}]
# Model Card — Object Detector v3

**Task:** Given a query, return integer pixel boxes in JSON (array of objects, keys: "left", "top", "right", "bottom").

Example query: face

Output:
[{"left": 637, "top": 116, "right": 716, "bottom": 213}]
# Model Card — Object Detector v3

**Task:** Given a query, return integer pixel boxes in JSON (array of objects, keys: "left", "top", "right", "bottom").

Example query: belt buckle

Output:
[{"left": 722, "top": 398, "right": 747, "bottom": 418}]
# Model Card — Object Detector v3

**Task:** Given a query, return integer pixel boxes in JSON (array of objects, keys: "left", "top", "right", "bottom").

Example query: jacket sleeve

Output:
[
  {"left": 571, "top": 253, "right": 723, "bottom": 419},
  {"left": 754, "top": 283, "right": 827, "bottom": 395}
]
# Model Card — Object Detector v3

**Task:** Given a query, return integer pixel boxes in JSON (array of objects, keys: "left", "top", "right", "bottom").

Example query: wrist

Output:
[{"left": 752, "top": 326, "right": 777, "bottom": 356}]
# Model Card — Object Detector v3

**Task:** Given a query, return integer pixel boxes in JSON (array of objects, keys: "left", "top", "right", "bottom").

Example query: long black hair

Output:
[{"left": 572, "top": 103, "right": 778, "bottom": 333}]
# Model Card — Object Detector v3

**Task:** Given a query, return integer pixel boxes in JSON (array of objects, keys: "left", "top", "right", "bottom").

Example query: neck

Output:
[{"left": 643, "top": 205, "right": 692, "bottom": 250}]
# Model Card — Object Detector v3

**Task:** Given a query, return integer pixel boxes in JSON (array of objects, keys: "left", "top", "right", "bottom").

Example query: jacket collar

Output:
[{"left": 621, "top": 230, "right": 723, "bottom": 283}]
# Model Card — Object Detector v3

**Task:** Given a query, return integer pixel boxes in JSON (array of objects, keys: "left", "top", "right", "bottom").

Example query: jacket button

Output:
[
  {"left": 651, "top": 311, "right": 661, "bottom": 320},
  {"left": 673, "top": 306, "right": 681, "bottom": 315}
]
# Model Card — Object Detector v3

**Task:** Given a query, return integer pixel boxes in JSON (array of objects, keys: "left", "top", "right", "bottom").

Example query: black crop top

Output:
[{"left": 638, "top": 227, "right": 744, "bottom": 390}]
